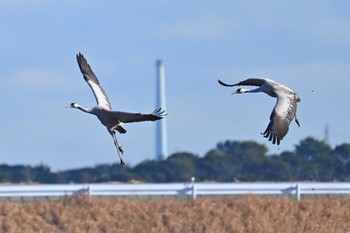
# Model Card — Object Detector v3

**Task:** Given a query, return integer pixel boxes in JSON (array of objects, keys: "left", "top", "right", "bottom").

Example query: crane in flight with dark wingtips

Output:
[
  {"left": 218, "top": 78, "right": 301, "bottom": 145},
  {"left": 67, "top": 53, "right": 166, "bottom": 167}
]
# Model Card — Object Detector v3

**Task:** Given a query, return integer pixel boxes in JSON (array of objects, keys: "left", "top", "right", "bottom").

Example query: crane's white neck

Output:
[
  {"left": 232, "top": 88, "right": 259, "bottom": 94},
  {"left": 67, "top": 103, "right": 92, "bottom": 113}
]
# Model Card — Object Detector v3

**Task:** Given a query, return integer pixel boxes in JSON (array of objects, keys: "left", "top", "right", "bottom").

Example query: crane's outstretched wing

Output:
[
  {"left": 76, "top": 53, "right": 112, "bottom": 110},
  {"left": 110, "top": 108, "right": 166, "bottom": 123},
  {"left": 218, "top": 78, "right": 267, "bottom": 87},
  {"left": 262, "top": 92, "right": 300, "bottom": 145}
]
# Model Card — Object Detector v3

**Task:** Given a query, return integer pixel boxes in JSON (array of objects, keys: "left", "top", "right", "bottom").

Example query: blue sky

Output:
[{"left": 1, "top": 1, "right": 349, "bottom": 171}]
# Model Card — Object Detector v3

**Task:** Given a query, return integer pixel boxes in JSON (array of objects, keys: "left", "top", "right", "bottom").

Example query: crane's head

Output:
[
  {"left": 232, "top": 88, "right": 248, "bottom": 94},
  {"left": 66, "top": 102, "right": 90, "bottom": 113},
  {"left": 66, "top": 102, "right": 79, "bottom": 108}
]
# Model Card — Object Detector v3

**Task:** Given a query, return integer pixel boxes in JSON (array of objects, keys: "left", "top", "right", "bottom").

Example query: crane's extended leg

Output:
[
  {"left": 111, "top": 131, "right": 125, "bottom": 167},
  {"left": 295, "top": 115, "right": 301, "bottom": 127}
]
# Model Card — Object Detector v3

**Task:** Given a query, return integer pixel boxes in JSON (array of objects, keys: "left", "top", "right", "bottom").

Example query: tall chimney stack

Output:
[{"left": 155, "top": 60, "right": 168, "bottom": 160}]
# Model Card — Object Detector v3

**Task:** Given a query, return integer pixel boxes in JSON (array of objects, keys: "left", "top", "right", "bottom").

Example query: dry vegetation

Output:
[{"left": 0, "top": 196, "right": 350, "bottom": 233}]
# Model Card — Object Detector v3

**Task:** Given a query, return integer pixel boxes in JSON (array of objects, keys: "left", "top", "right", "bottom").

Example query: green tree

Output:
[
  {"left": 295, "top": 137, "right": 335, "bottom": 180},
  {"left": 332, "top": 143, "right": 350, "bottom": 180},
  {"left": 257, "top": 155, "right": 292, "bottom": 181},
  {"left": 165, "top": 152, "right": 198, "bottom": 182},
  {"left": 196, "top": 149, "right": 233, "bottom": 181},
  {"left": 216, "top": 140, "right": 268, "bottom": 181},
  {"left": 280, "top": 151, "right": 309, "bottom": 180},
  {"left": 332, "top": 143, "right": 350, "bottom": 165}
]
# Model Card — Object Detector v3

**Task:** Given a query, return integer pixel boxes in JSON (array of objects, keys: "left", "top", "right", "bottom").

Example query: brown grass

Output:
[{"left": 1, "top": 196, "right": 350, "bottom": 233}]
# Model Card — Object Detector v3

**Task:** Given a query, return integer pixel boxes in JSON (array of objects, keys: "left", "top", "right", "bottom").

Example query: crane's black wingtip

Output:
[
  {"left": 76, "top": 53, "right": 87, "bottom": 73},
  {"left": 76, "top": 52, "right": 85, "bottom": 60},
  {"left": 153, "top": 108, "right": 167, "bottom": 118}
]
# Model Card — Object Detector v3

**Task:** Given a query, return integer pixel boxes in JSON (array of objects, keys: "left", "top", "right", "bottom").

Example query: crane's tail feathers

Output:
[
  {"left": 152, "top": 108, "right": 167, "bottom": 118},
  {"left": 218, "top": 79, "right": 237, "bottom": 87}
]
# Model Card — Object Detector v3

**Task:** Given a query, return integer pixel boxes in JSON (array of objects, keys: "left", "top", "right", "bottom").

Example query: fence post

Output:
[
  {"left": 191, "top": 177, "right": 196, "bottom": 200},
  {"left": 296, "top": 183, "right": 301, "bottom": 201},
  {"left": 87, "top": 185, "right": 91, "bottom": 196}
]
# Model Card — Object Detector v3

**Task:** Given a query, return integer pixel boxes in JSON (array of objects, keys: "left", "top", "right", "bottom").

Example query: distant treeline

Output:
[{"left": 1, "top": 137, "right": 350, "bottom": 183}]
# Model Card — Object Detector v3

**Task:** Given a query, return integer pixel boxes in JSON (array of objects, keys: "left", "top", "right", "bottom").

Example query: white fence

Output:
[{"left": 0, "top": 182, "right": 349, "bottom": 202}]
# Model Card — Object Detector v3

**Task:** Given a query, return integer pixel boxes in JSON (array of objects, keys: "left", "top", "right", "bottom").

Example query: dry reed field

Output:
[{"left": 0, "top": 196, "right": 350, "bottom": 233}]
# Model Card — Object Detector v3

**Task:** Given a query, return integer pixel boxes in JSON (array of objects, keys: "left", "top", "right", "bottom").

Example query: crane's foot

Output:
[
  {"left": 118, "top": 146, "right": 124, "bottom": 155},
  {"left": 114, "top": 142, "right": 124, "bottom": 154},
  {"left": 120, "top": 159, "right": 126, "bottom": 167}
]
